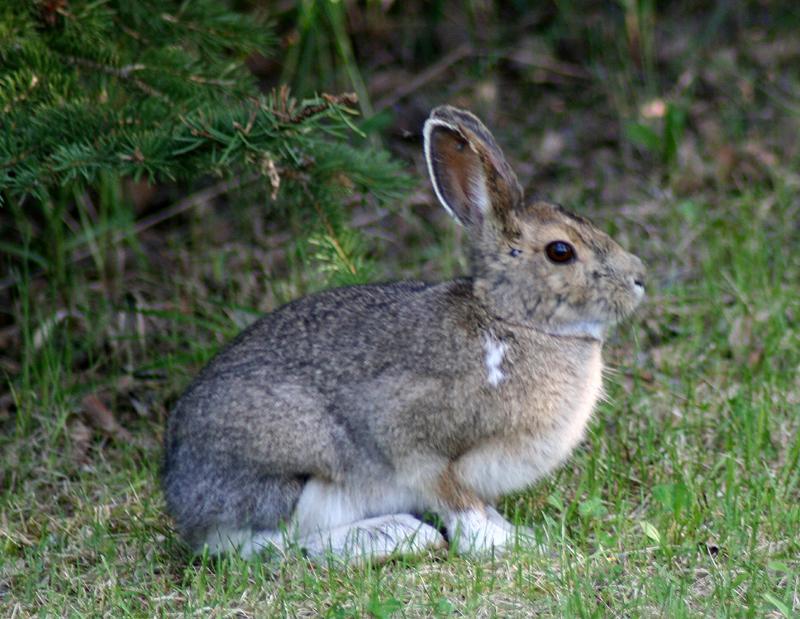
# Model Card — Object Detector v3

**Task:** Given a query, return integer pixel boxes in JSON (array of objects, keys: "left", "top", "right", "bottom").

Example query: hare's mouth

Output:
[{"left": 612, "top": 287, "right": 645, "bottom": 324}]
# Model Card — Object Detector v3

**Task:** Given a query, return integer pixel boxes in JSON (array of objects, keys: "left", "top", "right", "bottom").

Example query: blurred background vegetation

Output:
[{"left": 1, "top": 1, "right": 799, "bottom": 616}]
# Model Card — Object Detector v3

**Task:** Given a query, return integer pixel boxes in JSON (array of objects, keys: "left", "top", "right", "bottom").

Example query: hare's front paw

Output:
[{"left": 446, "top": 508, "right": 515, "bottom": 555}]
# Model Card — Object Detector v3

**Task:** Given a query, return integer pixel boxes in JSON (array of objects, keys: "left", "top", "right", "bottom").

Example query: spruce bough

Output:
[{"left": 1, "top": 0, "right": 409, "bottom": 283}]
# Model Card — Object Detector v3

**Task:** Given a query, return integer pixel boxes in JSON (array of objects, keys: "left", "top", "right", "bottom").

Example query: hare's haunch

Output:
[{"left": 163, "top": 106, "right": 646, "bottom": 562}]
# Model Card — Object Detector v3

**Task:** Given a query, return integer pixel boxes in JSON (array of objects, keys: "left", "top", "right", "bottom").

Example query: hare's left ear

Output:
[{"left": 423, "top": 106, "right": 523, "bottom": 233}]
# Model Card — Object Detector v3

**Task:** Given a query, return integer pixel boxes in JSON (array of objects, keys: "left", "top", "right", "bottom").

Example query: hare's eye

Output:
[
  {"left": 545, "top": 241, "right": 576, "bottom": 264},
  {"left": 509, "top": 247, "right": 522, "bottom": 257}
]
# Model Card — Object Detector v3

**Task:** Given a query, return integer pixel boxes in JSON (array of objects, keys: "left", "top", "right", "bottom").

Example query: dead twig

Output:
[
  {"left": 374, "top": 42, "right": 590, "bottom": 112},
  {"left": 271, "top": 86, "right": 359, "bottom": 124},
  {"left": 63, "top": 55, "right": 168, "bottom": 100},
  {"left": 375, "top": 43, "right": 472, "bottom": 112},
  {"left": 81, "top": 393, "right": 133, "bottom": 442}
]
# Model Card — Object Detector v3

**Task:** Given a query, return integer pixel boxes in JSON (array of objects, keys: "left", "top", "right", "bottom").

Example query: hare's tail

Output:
[{"left": 162, "top": 445, "right": 307, "bottom": 555}]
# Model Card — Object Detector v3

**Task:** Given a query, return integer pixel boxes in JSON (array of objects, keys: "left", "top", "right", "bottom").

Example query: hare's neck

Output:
[
  {"left": 470, "top": 277, "right": 606, "bottom": 343},
  {"left": 489, "top": 315, "right": 605, "bottom": 343}
]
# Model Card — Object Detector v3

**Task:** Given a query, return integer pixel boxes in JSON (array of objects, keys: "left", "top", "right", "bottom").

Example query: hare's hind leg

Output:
[
  {"left": 297, "top": 514, "right": 445, "bottom": 564},
  {"left": 204, "top": 526, "right": 284, "bottom": 558},
  {"left": 164, "top": 462, "right": 307, "bottom": 558}
]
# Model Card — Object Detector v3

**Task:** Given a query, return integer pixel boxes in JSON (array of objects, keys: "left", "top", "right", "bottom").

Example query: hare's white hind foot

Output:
[
  {"left": 486, "top": 506, "right": 542, "bottom": 552},
  {"left": 200, "top": 515, "right": 444, "bottom": 563},
  {"left": 298, "top": 514, "right": 446, "bottom": 564},
  {"left": 200, "top": 527, "right": 283, "bottom": 558},
  {"left": 446, "top": 508, "right": 514, "bottom": 554},
  {"left": 447, "top": 507, "right": 538, "bottom": 555}
]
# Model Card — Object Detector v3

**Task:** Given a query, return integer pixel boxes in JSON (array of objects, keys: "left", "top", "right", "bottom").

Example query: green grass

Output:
[{"left": 3, "top": 4, "right": 800, "bottom": 617}]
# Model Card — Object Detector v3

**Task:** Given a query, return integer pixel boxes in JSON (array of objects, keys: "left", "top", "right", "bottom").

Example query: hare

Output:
[{"left": 162, "top": 106, "right": 645, "bottom": 562}]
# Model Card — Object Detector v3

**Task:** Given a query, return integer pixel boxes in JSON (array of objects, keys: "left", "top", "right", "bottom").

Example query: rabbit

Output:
[{"left": 162, "top": 105, "right": 646, "bottom": 563}]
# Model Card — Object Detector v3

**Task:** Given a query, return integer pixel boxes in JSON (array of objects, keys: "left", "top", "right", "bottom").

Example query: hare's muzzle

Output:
[{"left": 629, "top": 256, "right": 646, "bottom": 304}]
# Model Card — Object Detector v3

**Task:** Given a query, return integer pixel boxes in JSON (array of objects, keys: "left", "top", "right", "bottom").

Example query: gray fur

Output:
[{"left": 163, "top": 106, "right": 645, "bottom": 560}]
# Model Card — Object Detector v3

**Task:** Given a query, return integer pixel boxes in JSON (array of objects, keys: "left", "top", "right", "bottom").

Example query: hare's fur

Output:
[{"left": 163, "top": 106, "right": 645, "bottom": 563}]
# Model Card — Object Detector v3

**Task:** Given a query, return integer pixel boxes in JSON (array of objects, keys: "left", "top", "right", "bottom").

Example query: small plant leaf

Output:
[
  {"left": 625, "top": 121, "right": 661, "bottom": 153},
  {"left": 547, "top": 493, "right": 564, "bottom": 511},
  {"left": 763, "top": 592, "right": 791, "bottom": 617},
  {"left": 639, "top": 520, "right": 661, "bottom": 544},
  {"left": 435, "top": 598, "right": 455, "bottom": 614},
  {"left": 366, "top": 594, "right": 402, "bottom": 618},
  {"left": 578, "top": 496, "right": 607, "bottom": 519},
  {"left": 767, "top": 561, "right": 791, "bottom": 573},
  {"left": 663, "top": 103, "right": 686, "bottom": 166}
]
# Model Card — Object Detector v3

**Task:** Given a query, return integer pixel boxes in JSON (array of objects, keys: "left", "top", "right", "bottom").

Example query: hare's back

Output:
[
  {"left": 177, "top": 279, "right": 480, "bottom": 411},
  {"left": 166, "top": 279, "right": 481, "bottom": 472}
]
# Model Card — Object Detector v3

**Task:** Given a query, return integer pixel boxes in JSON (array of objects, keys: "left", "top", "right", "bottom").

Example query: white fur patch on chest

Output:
[
  {"left": 564, "top": 346, "right": 604, "bottom": 451},
  {"left": 482, "top": 333, "right": 508, "bottom": 387}
]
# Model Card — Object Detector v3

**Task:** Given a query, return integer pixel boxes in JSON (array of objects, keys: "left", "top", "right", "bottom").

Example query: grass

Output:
[{"left": 2, "top": 3, "right": 800, "bottom": 617}]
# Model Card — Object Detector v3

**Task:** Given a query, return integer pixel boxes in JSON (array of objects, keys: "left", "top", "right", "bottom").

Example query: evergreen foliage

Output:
[{"left": 0, "top": 0, "right": 410, "bottom": 284}]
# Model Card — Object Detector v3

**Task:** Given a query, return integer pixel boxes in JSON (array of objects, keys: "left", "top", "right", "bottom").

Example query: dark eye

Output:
[
  {"left": 545, "top": 241, "right": 576, "bottom": 264},
  {"left": 509, "top": 247, "right": 522, "bottom": 257}
]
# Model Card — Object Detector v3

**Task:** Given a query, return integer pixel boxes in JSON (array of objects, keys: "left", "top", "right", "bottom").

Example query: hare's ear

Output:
[{"left": 423, "top": 106, "right": 523, "bottom": 232}]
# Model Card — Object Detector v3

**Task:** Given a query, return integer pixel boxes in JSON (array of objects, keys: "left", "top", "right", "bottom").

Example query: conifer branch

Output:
[
  {"left": 309, "top": 190, "right": 358, "bottom": 276},
  {"left": 0, "top": 0, "right": 411, "bottom": 288}
]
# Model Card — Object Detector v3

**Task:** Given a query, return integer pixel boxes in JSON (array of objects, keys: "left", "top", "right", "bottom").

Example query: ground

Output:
[{"left": 2, "top": 3, "right": 799, "bottom": 617}]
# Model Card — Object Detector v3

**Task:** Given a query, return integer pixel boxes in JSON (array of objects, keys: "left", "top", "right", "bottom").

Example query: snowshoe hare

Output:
[{"left": 163, "top": 106, "right": 646, "bottom": 562}]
